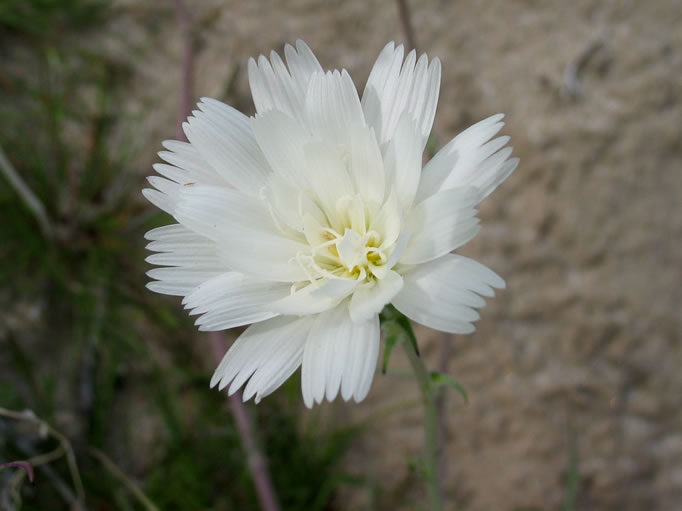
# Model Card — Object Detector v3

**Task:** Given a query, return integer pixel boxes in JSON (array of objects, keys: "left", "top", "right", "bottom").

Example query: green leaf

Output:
[
  {"left": 379, "top": 305, "right": 421, "bottom": 373},
  {"left": 394, "top": 311, "right": 420, "bottom": 357},
  {"left": 429, "top": 372, "right": 468, "bottom": 403},
  {"left": 381, "top": 322, "right": 402, "bottom": 374},
  {"left": 425, "top": 134, "right": 439, "bottom": 158}
]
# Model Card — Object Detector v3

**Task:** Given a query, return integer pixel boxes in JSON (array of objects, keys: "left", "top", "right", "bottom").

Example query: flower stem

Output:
[
  {"left": 402, "top": 334, "right": 444, "bottom": 511},
  {"left": 209, "top": 332, "right": 281, "bottom": 511},
  {"left": 381, "top": 306, "right": 443, "bottom": 510}
]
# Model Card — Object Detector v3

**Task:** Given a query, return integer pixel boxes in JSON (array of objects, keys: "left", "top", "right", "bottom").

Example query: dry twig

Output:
[
  {"left": 562, "top": 38, "right": 606, "bottom": 99},
  {"left": 396, "top": 0, "right": 418, "bottom": 51},
  {"left": 15, "top": 441, "right": 87, "bottom": 511},
  {"left": 0, "top": 407, "right": 85, "bottom": 505},
  {"left": 0, "top": 144, "right": 54, "bottom": 240}
]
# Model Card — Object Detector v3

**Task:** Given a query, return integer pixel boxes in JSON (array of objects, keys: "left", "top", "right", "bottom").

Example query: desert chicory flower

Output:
[{"left": 143, "top": 40, "right": 518, "bottom": 407}]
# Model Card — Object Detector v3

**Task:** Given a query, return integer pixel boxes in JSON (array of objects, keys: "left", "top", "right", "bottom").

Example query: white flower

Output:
[{"left": 143, "top": 41, "right": 518, "bottom": 407}]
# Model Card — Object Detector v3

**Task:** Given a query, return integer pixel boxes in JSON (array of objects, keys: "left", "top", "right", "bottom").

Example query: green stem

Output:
[
  {"left": 403, "top": 335, "right": 443, "bottom": 511},
  {"left": 381, "top": 306, "right": 443, "bottom": 511}
]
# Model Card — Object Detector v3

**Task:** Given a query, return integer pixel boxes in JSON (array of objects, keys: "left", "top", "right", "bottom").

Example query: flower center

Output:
[
  {"left": 294, "top": 193, "right": 396, "bottom": 285},
  {"left": 319, "top": 226, "right": 387, "bottom": 280}
]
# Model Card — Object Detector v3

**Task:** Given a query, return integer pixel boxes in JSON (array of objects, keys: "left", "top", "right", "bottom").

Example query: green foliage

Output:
[
  {"left": 428, "top": 372, "right": 468, "bottom": 403},
  {"left": 380, "top": 304, "right": 420, "bottom": 373},
  {"left": 265, "top": 401, "right": 360, "bottom": 510},
  {"left": 561, "top": 438, "right": 580, "bottom": 511},
  {"left": 381, "top": 328, "right": 401, "bottom": 374},
  {"left": 0, "top": 0, "right": 110, "bottom": 38},
  {"left": 380, "top": 305, "right": 469, "bottom": 403},
  {"left": 425, "top": 134, "right": 439, "bottom": 159}
]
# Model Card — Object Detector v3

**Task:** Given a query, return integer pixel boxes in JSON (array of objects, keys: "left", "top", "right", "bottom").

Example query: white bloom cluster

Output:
[{"left": 144, "top": 41, "right": 518, "bottom": 407}]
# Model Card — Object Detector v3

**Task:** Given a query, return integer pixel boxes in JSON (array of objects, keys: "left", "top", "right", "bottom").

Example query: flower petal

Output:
[
  {"left": 142, "top": 188, "right": 175, "bottom": 215},
  {"left": 249, "top": 40, "right": 323, "bottom": 120},
  {"left": 416, "top": 114, "right": 518, "bottom": 202},
  {"left": 392, "top": 253, "right": 505, "bottom": 334},
  {"left": 264, "top": 173, "right": 315, "bottom": 234},
  {"left": 143, "top": 174, "right": 185, "bottom": 215},
  {"left": 144, "top": 224, "right": 223, "bottom": 295},
  {"left": 348, "top": 123, "right": 386, "bottom": 205},
  {"left": 371, "top": 188, "right": 402, "bottom": 250},
  {"left": 340, "top": 312, "right": 380, "bottom": 402},
  {"left": 145, "top": 223, "right": 222, "bottom": 269},
  {"left": 304, "top": 69, "right": 366, "bottom": 147},
  {"left": 269, "top": 278, "right": 358, "bottom": 316},
  {"left": 174, "top": 184, "right": 309, "bottom": 282},
  {"left": 302, "top": 306, "right": 348, "bottom": 406},
  {"left": 362, "top": 42, "right": 441, "bottom": 148},
  {"left": 383, "top": 114, "right": 422, "bottom": 207},
  {"left": 254, "top": 116, "right": 357, "bottom": 232},
  {"left": 238, "top": 326, "right": 309, "bottom": 401},
  {"left": 302, "top": 141, "right": 355, "bottom": 222},
  {"left": 385, "top": 231, "right": 410, "bottom": 270},
  {"left": 182, "top": 272, "right": 289, "bottom": 331},
  {"left": 158, "top": 139, "right": 224, "bottom": 186},
  {"left": 349, "top": 270, "right": 403, "bottom": 323},
  {"left": 183, "top": 99, "right": 270, "bottom": 194},
  {"left": 301, "top": 304, "right": 381, "bottom": 407},
  {"left": 152, "top": 163, "right": 192, "bottom": 185},
  {"left": 252, "top": 110, "right": 311, "bottom": 187},
  {"left": 285, "top": 40, "right": 324, "bottom": 92},
  {"left": 400, "top": 186, "right": 481, "bottom": 265},
  {"left": 146, "top": 268, "right": 222, "bottom": 297},
  {"left": 242, "top": 327, "right": 307, "bottom": 403},
  {"left": 211, "top": 315, "right": 315, "bottom": 400}
]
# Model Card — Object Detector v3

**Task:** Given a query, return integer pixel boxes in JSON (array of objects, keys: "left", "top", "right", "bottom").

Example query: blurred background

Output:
[{"left": 1, "top": 0, "right": 680, "bottom": 510}]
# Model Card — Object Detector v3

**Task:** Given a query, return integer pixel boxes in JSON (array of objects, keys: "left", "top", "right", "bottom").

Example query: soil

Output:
[{"left": 118, "top": 0, "right": 682, "bottom": 509}]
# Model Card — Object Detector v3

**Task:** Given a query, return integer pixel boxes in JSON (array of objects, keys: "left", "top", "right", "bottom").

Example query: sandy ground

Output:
[{"left": 112, "top": 0, "right": 682, "bottom": 509}]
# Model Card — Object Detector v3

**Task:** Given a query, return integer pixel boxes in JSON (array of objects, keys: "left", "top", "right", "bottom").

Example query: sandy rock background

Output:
[{"left": 113, "top": 0, "right": 681, "bottom": 509}]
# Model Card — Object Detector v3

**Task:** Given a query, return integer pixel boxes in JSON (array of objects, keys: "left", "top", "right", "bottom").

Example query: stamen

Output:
[
  {"left": 311, "top": 238, "right": 341, "bottom": 261},
  {"left": 308, "top": 256, "right": 342, "bottom": 281},
  {"left": 268, "top": 204, "right": 290, "bottom": 236},
  {"left": 296, "top": 193, "right": 396, "bottom": 288},
  {"left": 320, "top": 227, "right": 341, "bottom": 239},
  {"left": 292, "top": 251, "right": 318, "bottom": 287},
  {"left": 365, "top": 230, "right": 381, "bottom": 246},
  {"left": 366, "top": 247, "right": 387, "bottom": 264}
]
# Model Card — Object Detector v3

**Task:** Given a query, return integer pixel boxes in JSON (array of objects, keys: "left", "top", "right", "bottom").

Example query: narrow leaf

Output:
[
  {"left": 381, "top": 322, "right": 402, "bottom": 374},
  {"left": 394, "top": 311, "right": 420, "bottom": 357},
  {"left": 429, "top": 371, "right": 468, "bottom": 402},
  {"left": 379, "top": 305, "right": 421, "bottom": 373}
]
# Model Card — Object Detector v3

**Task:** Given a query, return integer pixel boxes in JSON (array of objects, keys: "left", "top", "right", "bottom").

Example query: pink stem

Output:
[
  {"left": 209, "top": 333, "right": 282, "bottom": 511},
  {"left": 0, "top": 460, "right": 35, "bottom": 483},
  {"left": 171, "top": 4, "right": 281, "bottom": 509},
  {"left": 175, "top": 0, "right": 194, "bottom": 142},
  {"left": 396, "top": 0, "right": 418, "bottom": 51}
]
